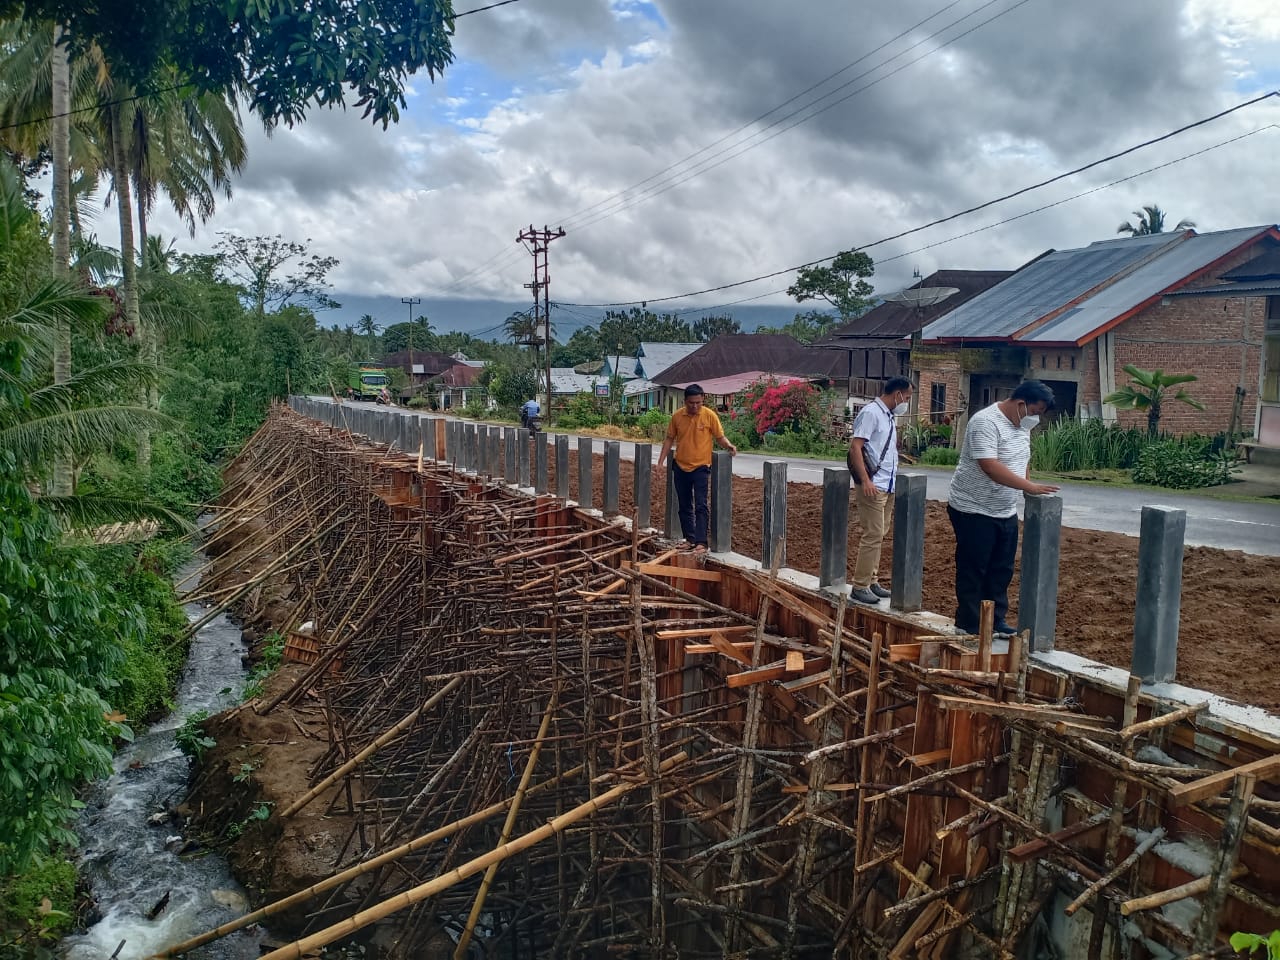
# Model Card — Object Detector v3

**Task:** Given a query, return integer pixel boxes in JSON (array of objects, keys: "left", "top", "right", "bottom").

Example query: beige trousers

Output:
[{"left": 852, "top": 487, "right": 894, "bottom": 589}]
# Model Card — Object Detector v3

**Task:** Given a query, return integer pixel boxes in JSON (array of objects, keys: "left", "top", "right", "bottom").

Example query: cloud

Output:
[{"left": 139, "top": 0, "right": 1278, "bottom": 319}]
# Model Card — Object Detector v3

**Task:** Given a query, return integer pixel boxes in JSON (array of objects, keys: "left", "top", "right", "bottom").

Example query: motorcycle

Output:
[{"left": 522, "top": 412, "right": 542, "bottom": 436}]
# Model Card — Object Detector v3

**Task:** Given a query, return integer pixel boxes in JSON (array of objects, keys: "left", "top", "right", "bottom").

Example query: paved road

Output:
[{"left": 322, "top": 399, "right": 1280, "bottom": 557}]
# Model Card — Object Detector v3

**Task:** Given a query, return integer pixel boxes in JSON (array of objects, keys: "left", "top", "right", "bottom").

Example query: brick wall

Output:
[
  {"left": 1105, "top": 244, "right": 1269, "bottom": 436},
  {"left": 914, "top": 348, "right": 963, "bottom": 423}
]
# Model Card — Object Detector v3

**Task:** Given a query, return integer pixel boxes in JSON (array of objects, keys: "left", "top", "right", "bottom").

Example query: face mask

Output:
[
  {"left": 891, "top": 397, "right": 909, "bottom": 416},
  {"left": 1021, "top": 414, "right": 1040, "bottom": 431}
]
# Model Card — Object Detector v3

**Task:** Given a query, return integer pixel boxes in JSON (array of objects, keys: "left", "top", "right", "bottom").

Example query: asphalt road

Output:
[{"left": 322, "top": 399, "right": 1280, "bottom": 557}]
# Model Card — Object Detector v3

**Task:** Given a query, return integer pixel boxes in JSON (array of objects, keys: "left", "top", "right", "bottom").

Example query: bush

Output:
[
  {"left": 556, "top": 392, "right": 605, "bottom": 429},
  {"left": 920, "top": 446, "right": 960, "bottom": 466},
  {"left": 1, "top": 855, "right": 77, "bottom": 949},
  {"left": 1132, "top": 440, "right": 1237, "bottom": 489},
  {"left": 1030, "top": 419, "right": 1147, "bottom": 473},
  {"left": 635, "top": 408, "right": 670, "bottom": 442}
]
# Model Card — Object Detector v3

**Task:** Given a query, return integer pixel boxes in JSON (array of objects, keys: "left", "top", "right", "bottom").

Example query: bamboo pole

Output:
[
  {"left": 152, "top": 763, "right": 587, "bottom": 958},
  {"left": 1065, "top": 827, "right": 1166, "bottom": 916},
  {"left": 452, "top": 692, "right": 557, "bottom": 958},
  {"left": 281, "top": 677, "right": 463, "bottom": 819},
  {"left": 254, "top": 752, "right": 687, "bottom": 960}
]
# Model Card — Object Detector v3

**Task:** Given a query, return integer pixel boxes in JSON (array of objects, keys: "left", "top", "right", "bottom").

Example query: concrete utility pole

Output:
[
  {"left": 517, "top": 225, "right": 566, "bottom": 417},
  {"left": 401, "top": 296, "right": 421, "bottom": 399}
]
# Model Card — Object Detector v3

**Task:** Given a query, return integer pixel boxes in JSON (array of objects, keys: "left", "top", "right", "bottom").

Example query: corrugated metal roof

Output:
[
  {"left": 623, "top": 377, "right": 658, "bottom": 396},
  {"left": 1024, "top": 226, "right": 1272, "bottom": 343},
  {"left": 669, "top": 371, "right": 806, "bottom": 394},
  {"left": 636, "top": 342, "right": 701, "bottom": 379},
  {"left": 1163, "top": 278, "right": 1280, "bottom": 298},
  {"left": 919, "top": 233, "right": 1179, "bottom": 341},
  {"left": 820, "top": 269, "right": 1013, "bottom": 345},
  {"left": 604, "top": 355, "right": 641, "bottom": 379},
  {"left": 549, "top": 368, "right": 601, "bottom": 394},
  {"left": 655, "top": 334, "right": 845, "bottom": 385}
]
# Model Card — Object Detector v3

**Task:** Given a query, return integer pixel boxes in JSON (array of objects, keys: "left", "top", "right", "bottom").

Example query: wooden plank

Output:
[
  {"left": 780, "top": 673, "right": 829, "bottom": 693},
  {"left": 707, "top": 630, "right": 753, "bottom": 666},
  {"left": 656, "top": 625, "right": 757, "bottom": 640},
  {"left": 934, "top": 695, "right": 1111, "bottom": 726},
  {"left": 684, "top": 640, "right": 755, "bottom": 655},
  {"left": 725, "top": 657, "right": 830, "bottom": 689},
  {"left": 785, "top": 650, "right": 805, "bottom": 673},
  {"left": 890, "top": 642, "right": 924, "bottom": 663},
  {"left": 905, "top": 748, "right": 952, "bottom": 768},
  {"left": 1166, "top": 755, "right": 1280, "bottom": 807},
  {"left": 630, "top": 561, "right": 723, "bottom": 582},
  {"left": 1007, "top": 814, "right": 1110, "bottom": 864}
]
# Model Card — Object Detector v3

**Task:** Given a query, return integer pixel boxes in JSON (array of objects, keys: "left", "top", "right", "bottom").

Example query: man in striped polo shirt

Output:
[{"left": 947, "top": 380, "right": 1058, "bottom": 636}]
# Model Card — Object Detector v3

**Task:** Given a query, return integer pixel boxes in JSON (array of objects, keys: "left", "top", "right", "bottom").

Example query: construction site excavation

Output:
[{"left": 161, "top": 400, "right": 1280, "bottom": 960}]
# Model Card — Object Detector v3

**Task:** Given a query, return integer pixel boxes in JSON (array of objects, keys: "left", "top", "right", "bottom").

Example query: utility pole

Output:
[
  {"left": 517, "top": 225, "right": 566, "bottom": 419},
  {"left": 401, "top": 296, "right": 421, "bottom": 399}
]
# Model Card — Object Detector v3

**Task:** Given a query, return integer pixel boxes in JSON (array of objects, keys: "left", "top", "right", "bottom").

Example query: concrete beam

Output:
[
  {"left": 710, "top": 450, "right": 732, "bottom": 553},
  {"left": 1018, "top": 494, "right": 1062, "bottom": 651},
  {"left": 890, "top": 473, "right": 927, "bottom": 613},
  {"left": 517, "top": 429, "right": 531, "bottom": 487},
  {"left": 486, "top": 426, "right": 501, "bottom": 479},
  {"left": 819, "top": 467, "right": 850, "bottom": 592},
  {"left": 555, "top": 435, "right": 570, "bottom": 500},
  {"left": 1132, "top": 505, "right": 1186, "bottom": 683},
  {"left": 577, "top": 437, "right": 594, "bottom": 508},
  {"left": 665, "top": 465, "right": 680, "bottom": 540},
  {"left": 633, "top": 443, "right": 652, "bottom": 528},
  {"left": 603, "top": 441, "right": 621, "bottom": 516},
  {"left": 535, "top": 437, "right": 549, "bottom": 494},
  {"left": 762, "top": 460, "right": 787, "bottom": 570},
  {"left": 505, "top": 428, "right": 518, "bottom": 484}
]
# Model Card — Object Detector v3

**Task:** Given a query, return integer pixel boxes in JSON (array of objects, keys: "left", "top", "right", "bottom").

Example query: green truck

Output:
[{"left": 347, "top": 362, "right": 391, "bottom": 402}]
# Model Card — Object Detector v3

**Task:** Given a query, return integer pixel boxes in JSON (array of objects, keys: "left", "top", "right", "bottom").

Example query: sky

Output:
[{"left": 133, "top": 0, "right": 1280, "bottom": 334}]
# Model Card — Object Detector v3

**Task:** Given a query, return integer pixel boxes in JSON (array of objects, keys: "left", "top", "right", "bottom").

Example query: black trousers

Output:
[
  {"left": 947, "top": 505, "right": 1019, "bottom": 633},
  {"left": 672, "top": 463, "right": 711, "bottom": 546}
]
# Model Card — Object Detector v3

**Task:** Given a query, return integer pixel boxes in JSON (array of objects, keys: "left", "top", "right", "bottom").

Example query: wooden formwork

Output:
[{"left": 160, "top": 405, "right": 1280, "bottom": 960}]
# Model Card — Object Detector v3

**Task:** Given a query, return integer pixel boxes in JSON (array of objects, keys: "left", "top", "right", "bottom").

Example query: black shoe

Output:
[
  {"left": 869, "top": 583, "right": 891, "bottom": 599},
  {"left": 993, "top": 621, "right": 1017, "bottom": 637},
  {"left": 850, "top": 586, "right": 880, "bottom": 604}
]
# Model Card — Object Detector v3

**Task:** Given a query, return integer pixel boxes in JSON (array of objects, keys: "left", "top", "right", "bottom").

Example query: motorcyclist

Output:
[
  {"left": 520, "top": 397, "right": 541, "bottom": 430},
  {"left": 378, "top": 386, "right": 391, "bottom": 406}
]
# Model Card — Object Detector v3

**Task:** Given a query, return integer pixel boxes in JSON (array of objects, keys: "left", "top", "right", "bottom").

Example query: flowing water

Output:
[{"left": 60, "top": 558, "right": 263, "bottom": 960}]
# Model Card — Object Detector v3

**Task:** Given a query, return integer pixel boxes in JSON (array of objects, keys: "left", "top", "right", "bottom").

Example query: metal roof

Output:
[
  {"left": 549, "top": 368, "right": 602, "bottom": 395},
  {"left": 604, "top": 355, "right": 641, "bottom": 379},
  {"left": 1162, "top": 278, "right": 1280, "bottom": 299},
  {"left": 919, "top": 233, "right": 1179, "bottom": 341},
  {"left": 669, "top": 371, "right": 806, "bottom": 394},
  {"left": 623, "top": 377, "right": 659, "bottom": 396},
  {"left": 1025, "top": 226, "right": 1273, "bottom": 343},
  {"left": 820, "top": 269, "right": 1014, "bottom": 345},
  {"left": 636, "top": 342, "right": 701, "bottom": 379},
  {"left": 654, "top": 334, "right": 845, "bottom": 385}
]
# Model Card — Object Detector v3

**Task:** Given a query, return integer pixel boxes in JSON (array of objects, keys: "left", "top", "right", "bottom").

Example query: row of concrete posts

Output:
[{"left": 291, "top": 398, "right": 1189, "bottom": 686}]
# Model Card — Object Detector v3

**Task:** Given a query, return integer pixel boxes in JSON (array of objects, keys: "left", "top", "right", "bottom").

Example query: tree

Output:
[
  {"left": 1116, "top": 205, "right": 1195, "bottom": 237},
  {"left": 503, "top": 309, "right": 538, "bottom": 346},
  {"left": 786, "top": 248, "right": 875, "bottom": 321},
  {"left": 6, "top": 0, "right": 456, "bottom": 130},
  {"left": 1103, "top": 365, "right": 1205, "bottom": 438},
  {"left": 381, "top": 318, "right": 432, "bottom": 354},
  {"left": 355, "top": 313, "right": 380, "bottom": 356},
  {"left": 214, "top": 233, "right": 339, "bottom": 315},
  {"left": 691, "top": 314, "right": 740, "bottom": 342},
  {"left": 756, "top": 310, "right": 837, "bottom": 345}
]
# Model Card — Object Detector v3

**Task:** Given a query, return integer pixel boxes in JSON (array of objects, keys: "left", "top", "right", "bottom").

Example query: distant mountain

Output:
[{"left": 320, "top": 293, "right": 803, "bottom": 337}]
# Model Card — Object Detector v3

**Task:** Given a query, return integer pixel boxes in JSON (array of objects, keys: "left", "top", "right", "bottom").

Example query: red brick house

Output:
[{"left": 914, "top": 226, "right": 1280, "bottom": 445}]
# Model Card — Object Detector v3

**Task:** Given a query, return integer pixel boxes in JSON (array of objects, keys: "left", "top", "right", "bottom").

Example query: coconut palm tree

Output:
[
  {"left": 356, "top": 314, "right": 381, "bottom": 356},
  {"left": 1103, "top": 365, "right": 1205, "bottom": 438},
  {"left": 1116, "top": 205, "right": 1195, "bottom": 237}
]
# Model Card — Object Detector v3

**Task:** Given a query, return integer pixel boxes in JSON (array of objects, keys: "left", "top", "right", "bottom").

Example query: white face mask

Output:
[
  {"left": 890, "top": 395, "right": 909, "bottom": 416},
  {"left": 1021, "top": 413, "right": 1040, "bottom": 431}
]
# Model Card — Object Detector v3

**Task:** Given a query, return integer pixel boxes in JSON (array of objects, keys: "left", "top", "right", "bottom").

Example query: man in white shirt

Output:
[
  {"left": 947, "top": 380, "right": 1059, "bottom": 635},
  {"left": 847, "top": 377, "right": 912, "bottom": 605}
]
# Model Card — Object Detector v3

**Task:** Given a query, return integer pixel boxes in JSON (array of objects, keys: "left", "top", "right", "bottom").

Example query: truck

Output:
[{"left": 347, "top": 362, "right": 391, "bottom": 402}]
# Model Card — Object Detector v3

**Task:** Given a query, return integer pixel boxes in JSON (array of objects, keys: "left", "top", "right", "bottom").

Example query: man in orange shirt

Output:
[{"left": 657, "top": 384, "right": 737, "bottom": 553}]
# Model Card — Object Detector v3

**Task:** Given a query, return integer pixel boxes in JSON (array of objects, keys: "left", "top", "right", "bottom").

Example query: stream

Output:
[{"left": 60, "top": 556, "right": 264, "bottom": 960}]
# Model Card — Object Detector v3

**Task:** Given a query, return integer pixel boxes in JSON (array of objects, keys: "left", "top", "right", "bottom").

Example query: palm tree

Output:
[
  {"left": 1103, "top": 365, "right": 1205, "bottom": 438},
  {"left": 356, "top": 314, "right": 380, "bottom": 356},
  {"left": 503, "top": 309, "right": 538, "bottom": 345},
  {"left": 1116, "top": 205, "right": 1195, "bottom": 237}
]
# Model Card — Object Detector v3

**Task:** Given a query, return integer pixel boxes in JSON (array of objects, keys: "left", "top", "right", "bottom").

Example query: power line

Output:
[
  {"left": 442, "top": 0, "right": 1029, "bottom": 293},
  {"left": 558, "top": 89, "right": 1279, "bottom": 309},
  {"left": 455, "top": 0, "right": 523, "bottom": 16}
]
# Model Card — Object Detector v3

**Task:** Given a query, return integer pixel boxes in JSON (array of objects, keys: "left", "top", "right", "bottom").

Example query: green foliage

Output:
[
  {"left": 226, "top": 802, "right": 272, "bottom": 840},
  {"left": 920, "top": 446, "right": 960, "bottom": 466},
  {"left": 1132, "top": 440, "right": 1237, "bottom": 489},
  {"left": 556, "top": 392, "right": 606, "bottom": 429},
  {"left": 635, "top": 408, "right": 670, "bottom": 442},
  {"left": 484, "top": 361, "right": 540, "bottom": 408},
  {"left": 1230, "top": 931, "right": 1280, "bottom": 959},
  {"left": 1029, "top": 419, "right": 1148, "bottom": 473},
  {"left": 0, "top": 855, "right": 77, "bottom": 949},
  {"left": 1117, "top": 205, "right": 1195, "bottom": 237},
  {"left": 786, "top": 248, "right": 876, "bottom": 321},
  {"left": 0, "top": 461, "right": 131, "bottom": 873},
  {"left": 175, "top": 710, "right": 215, "bottom": 761},
  {"left": 1103, "top": 365, "right": 1205, "bottom": 439},
  {"left": 755, "top": 309, "right": 840, "bottom": 345}
]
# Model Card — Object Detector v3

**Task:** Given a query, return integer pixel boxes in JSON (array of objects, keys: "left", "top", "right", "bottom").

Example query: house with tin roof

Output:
[{"left": 914, "top": 225, "right": 1280, "bottom": 445}]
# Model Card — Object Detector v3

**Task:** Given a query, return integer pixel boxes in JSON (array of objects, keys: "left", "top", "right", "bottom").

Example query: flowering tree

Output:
[{"left": 751, "top": 380, "right": 819, "bottom": 434}]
